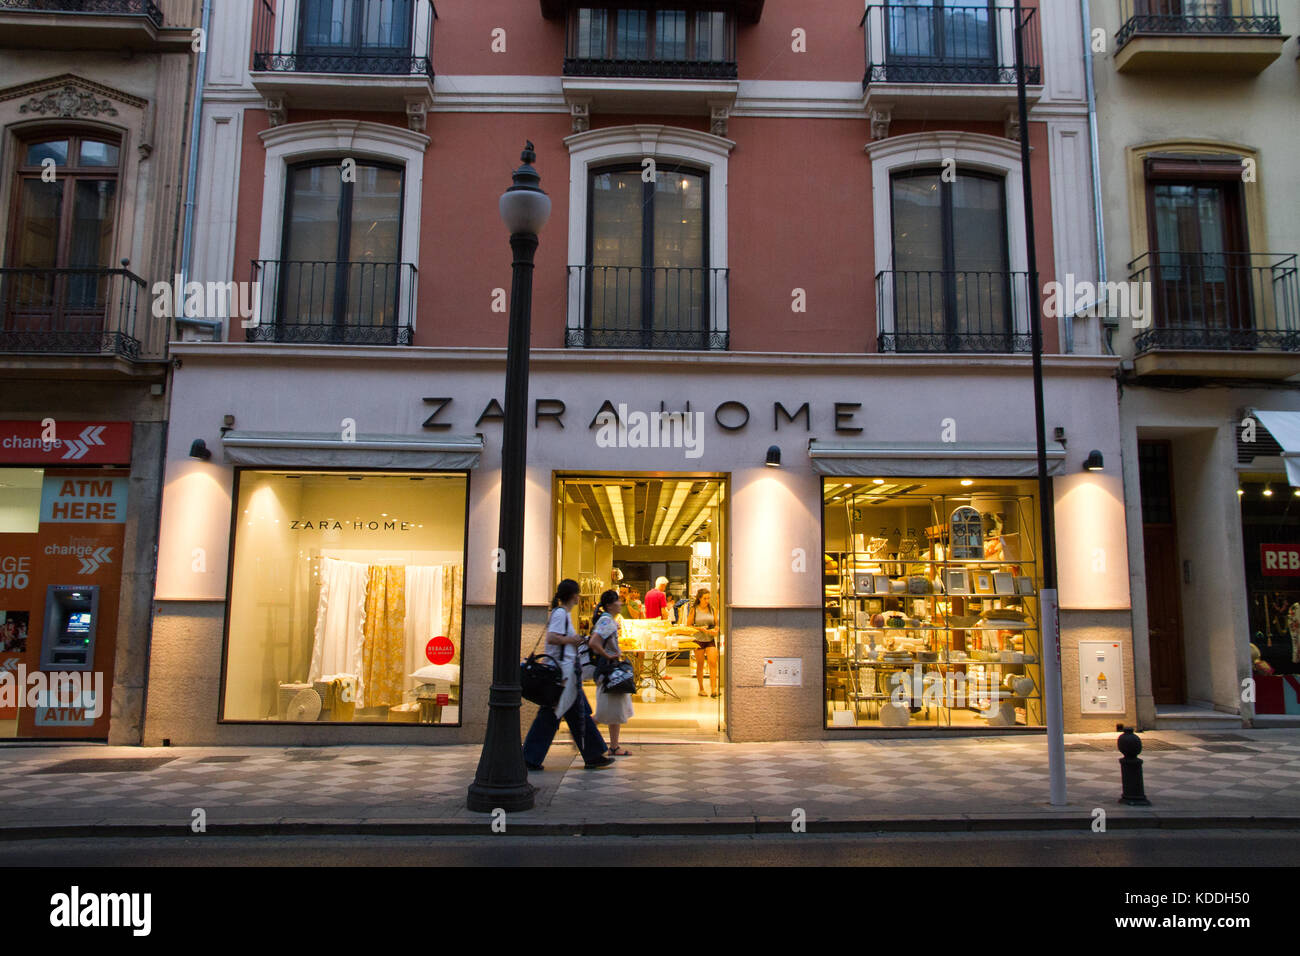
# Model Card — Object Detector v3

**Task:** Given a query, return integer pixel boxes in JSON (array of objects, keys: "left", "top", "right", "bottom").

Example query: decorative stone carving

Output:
[
  {"left": 1004, "top": 106, "right": 1021, "bottom": 142},
  {"left": 869, "top": 107, "right": 891, "bottom": 141},
  {"left": 569, "top": 100, "right": 590, "bottom": 133},
  {"left": 264, "top": 96, "right": 287, "bottom": 127},
  {"left": 405, "top": 97, "right": 427, "bottom": 132},
  {"left": 20, "top": 86, "right": 118, "bottom": 119},
  {"left": 710, "top": 104, "right": 730, "bottom": 137}
]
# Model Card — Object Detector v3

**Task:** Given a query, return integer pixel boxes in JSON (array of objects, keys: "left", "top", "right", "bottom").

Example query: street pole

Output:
[
  {"left": 1012, "top": 0, "right": 1067, "bottom": 806},
  {"left": 467, "top": 143, "right": 551, "bottom": 814}
]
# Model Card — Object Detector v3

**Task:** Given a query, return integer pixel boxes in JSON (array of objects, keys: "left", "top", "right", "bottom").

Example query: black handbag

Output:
[
  {"left": 521, "top": 629, "right": 565, "bottom": 707},
  {"left": 602, "top": 661, "right": 637, "bottom": 695}
]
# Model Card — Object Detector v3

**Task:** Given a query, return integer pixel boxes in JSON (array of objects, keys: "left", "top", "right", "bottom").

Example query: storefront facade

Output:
[{"left": 147, "top": 345, "right": 1133, "bottom": 744}]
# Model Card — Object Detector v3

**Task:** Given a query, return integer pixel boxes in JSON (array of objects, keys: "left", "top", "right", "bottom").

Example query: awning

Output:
[
  {"left": 1251, "top": 411, "right": 1300, "bottom": 486},
  {"left": 220, "top": 431, "right": 483, "bottom": 470},
  {"left": 808, "top": 440, "right": 1067, "bottom": 478}
]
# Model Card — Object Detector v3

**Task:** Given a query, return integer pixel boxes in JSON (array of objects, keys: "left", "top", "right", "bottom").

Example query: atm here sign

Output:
[{"left": 1261, "top": 543, "right": 1300, "bottom": 576}]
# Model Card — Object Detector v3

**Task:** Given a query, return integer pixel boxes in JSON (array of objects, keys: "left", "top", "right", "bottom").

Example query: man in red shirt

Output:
[{"left": 643, "top": 576, "right": 670, "bottom": 620}]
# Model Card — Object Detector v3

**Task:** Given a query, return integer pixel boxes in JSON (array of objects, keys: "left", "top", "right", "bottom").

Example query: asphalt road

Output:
[{"left": 2, "top": 829, "right": 1298, "bottom": 866}]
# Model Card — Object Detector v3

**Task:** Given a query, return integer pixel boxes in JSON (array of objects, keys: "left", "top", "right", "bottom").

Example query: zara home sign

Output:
[{"left": 420, "top": 397, "right": 868, "bottom": 436}]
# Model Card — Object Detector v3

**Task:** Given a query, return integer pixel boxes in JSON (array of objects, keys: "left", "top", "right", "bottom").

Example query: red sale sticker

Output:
[
  {"left": 425, "top": 636, "right": 454, "bottom": 665},
  {"left": 1261, "top": 543, "right": 1300, "bottom": 576}
]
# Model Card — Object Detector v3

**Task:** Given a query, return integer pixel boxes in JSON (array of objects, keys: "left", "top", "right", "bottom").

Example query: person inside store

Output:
[
  {"left": 617, "top": 585, "right": 632, "bottom": 618},
  {"left": 589, "top": 589, "right": 634, "bottom": 756},
  {"left": 644, "top": 576, "right": 670, "bottom": 620},
  {"left": 627, "top": 589, "right": 645, "bottom": 619},
  {"left": 688, "top": 588, "right": 720, "bottom": 698},
  {"left": 522, "top": 579, "right": 616, "bottom": 771}
]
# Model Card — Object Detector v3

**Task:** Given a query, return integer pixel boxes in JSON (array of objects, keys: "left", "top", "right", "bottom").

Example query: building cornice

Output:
[{"left": 170, "top": 343, "right": 1120, "bottom": 375}]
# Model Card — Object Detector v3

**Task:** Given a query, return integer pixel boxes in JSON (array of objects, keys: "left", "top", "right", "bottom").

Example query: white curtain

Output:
[
  {"left": 403, "top": 564, "right": 444, "bottom": 695},
  {"left": 309, "top": 557, "right": 369, "bottom": 703}
]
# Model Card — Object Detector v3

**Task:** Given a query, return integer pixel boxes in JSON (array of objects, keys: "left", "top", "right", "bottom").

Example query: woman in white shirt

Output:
[
  {"left": 522, "top": 579, "right": 616, "bottom": 771},
  {"left": 589, "top": 589, "right": 634, "bottom": 755}
]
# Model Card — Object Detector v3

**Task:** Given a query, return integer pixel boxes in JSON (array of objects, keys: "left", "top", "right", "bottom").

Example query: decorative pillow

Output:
[{"left": 410, "top": 663, "right": 460, "bottom": 684}]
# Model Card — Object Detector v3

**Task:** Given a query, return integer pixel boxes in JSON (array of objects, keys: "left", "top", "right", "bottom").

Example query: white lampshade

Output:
[{"left": 500, "top": 189, "right": 551, "bottom": 236}]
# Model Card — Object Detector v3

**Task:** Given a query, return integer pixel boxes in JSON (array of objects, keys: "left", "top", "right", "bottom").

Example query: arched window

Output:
[{"left": 7, "top": 131, "right": 122, "bottom": 336}]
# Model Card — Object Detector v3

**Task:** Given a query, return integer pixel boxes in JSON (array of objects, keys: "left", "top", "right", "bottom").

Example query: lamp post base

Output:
[{"left": 466, "top": 781, "right": 537, "bottom": 814}]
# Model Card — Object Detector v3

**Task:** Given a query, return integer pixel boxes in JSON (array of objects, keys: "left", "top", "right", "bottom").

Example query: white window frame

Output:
[
  {"left": 268, "top": 0, "right": 434, "bottom": 62},
  {"left": 866, "top": 130, "right": 1030, "bottom": 345},
  {"left": 258, "top": 119, "right": 429, "bottom": 336},
  {"left": 564, "top": 124, "right": 734, "bottom": 348}
]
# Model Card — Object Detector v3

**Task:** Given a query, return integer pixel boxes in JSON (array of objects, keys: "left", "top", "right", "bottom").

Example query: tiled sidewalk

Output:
[{"left": 0, "top": 730, "right": 1297, "bottom": 832}]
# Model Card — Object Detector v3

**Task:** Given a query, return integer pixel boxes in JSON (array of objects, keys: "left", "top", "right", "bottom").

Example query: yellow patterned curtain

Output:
[
  {"left": 441, "top": 563, "right": 463, "bottom": 665},
  {"left": 362, "top": 565, "right": 407, "bottom": 708}
]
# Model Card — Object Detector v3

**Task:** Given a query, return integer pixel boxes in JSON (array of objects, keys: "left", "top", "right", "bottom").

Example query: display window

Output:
[
  {"left": 822, "top": 478, "right": 1045, "bottom": 729},
  {"left": 1240, "top": 477, "right": 1300, "bottom": 713},
  {"left": 555, "top": 475, "right": 727, "bottom": 739},
  {"left": 221, "top": 470, "right": 468, "bottom": 725}
]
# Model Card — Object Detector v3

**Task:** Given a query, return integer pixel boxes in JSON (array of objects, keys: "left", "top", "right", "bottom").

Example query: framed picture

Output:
[
  {"left": 865, "top": 598, "right": 884, "bottom": 613},
  {"left": 1015, "top": 576, "right": 1035, "bottom": 596},
  {"left": 874, "top": 574, "right": 892, "bottom": 595},
  {"left": 854, "top": 572, "right": 874, "bottom": 595},
  {"left": 945, "top": 569, "right": 970, "bottom": 595},
  {"left": 973, "top": 571, "right": 996, "bottom": 595},
  {"left": 993, "top": 571, "right": 1015, "bottom": 595}
]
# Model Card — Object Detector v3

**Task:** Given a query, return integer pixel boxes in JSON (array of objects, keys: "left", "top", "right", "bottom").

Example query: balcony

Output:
[
  {"left": 0, "top": 267, "right": 166, "bottom": 368},
  {"left": 0, "top": 0, "right": 192, "bottom": 50},
  {"left": 861, "top": 3, "right": 1041, "bottom": 131},
  {"left": 547, "top": 5, "right": 744, "bottom": 132},
  {"left": 247, "top": 259, "right": 416, "bottom": 346},
  {"left": 250, "top": 0, "right": 436, "bottom": 126},
  {"left": 876, "top": 269, "right": 1033, "bottom": 354},
  {"left": 566, "top": 265, "right": 728, "bottom": 350},
  {"left": 1128, "top": 252, "right": 1299, "bottom": 379},
  {"left": 1114, "top": 0, "right": 1286, "bottom": 75}
]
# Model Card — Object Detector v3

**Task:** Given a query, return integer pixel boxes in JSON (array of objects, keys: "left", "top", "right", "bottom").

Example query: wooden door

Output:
[{"left": 1139, "top": 440, "right": 1187, "bottom": 704}]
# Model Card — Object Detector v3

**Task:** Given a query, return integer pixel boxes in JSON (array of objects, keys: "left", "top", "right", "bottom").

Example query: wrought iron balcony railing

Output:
[
  {"left": 1116, "top": 0, "right": 1282, "bottom": 49},
  {"left": 252, "top": 0, "right": 435, "bottom": 77},
  {"left": 1128, "top": 251, "right": 1299, "bottom": 353},
  {"left": 0, "top": 266, "right": 157, "bottom": 359},
  {"left": 566, "top": 265, "right": 728, "bottom": 350},
  {"left": 862, "top": 3, "right": 1040, "bottom": 87},
  {"left": 876, "top": 269, "right": 1033, "bottom": 353},
  {"left": 563, "top": 6, "right": 738, "bottom": 79},
  {"left": 248, "top": 259, "right": 416, "bottom": 346},
  {"left": 0, "top": 0, "right": 163, "bottom": 27}
]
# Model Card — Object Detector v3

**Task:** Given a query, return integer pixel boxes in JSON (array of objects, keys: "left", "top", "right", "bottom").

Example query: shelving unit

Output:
[{"left": 824, "top": 491, "right": 1045, "bottom": 728}]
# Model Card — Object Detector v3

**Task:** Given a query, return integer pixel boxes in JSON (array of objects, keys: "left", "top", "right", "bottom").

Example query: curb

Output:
[{"left": 2, "top": 814, "right": 1299, "bottom": 840}]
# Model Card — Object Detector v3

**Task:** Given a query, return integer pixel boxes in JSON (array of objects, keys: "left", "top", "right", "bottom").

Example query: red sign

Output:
[
  {"left": 425, "top": 636, "right": 454, "bottom": 665},
  {"left": 1260, "top": 543, "right": 1300, "bottom": 576},
  {"left": 0, "top": 422, "right": 132, "bottom": 465},
  {"left": 436, "top": 694, "right": 449, "bottom": 707}
]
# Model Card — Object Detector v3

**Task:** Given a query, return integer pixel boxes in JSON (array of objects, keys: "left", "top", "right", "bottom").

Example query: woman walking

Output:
[
  {"left": 688, "top": 588, "right": 721, "bottom": 698},
  {"left": 522, "top": 579, "right": 615, "bottom": 771},
  {"left": 589, "top": 589, "right": 633, "bottom": 756}
]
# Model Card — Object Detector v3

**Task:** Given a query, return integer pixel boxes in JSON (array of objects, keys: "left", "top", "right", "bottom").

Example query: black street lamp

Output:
[
  {"left": 467, "top": 143, "right": 551, "bottom": 814},
  {"left": 1012, "top": 0, "right": 1066, "bottom": 806}
]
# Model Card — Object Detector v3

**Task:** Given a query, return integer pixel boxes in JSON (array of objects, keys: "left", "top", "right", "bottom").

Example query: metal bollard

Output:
[{"left": 1117, "top": 724, "right": 1151, "bottom": 806}]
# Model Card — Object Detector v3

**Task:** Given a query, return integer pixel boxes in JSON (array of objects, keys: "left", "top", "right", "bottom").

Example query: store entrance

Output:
[{"left": 555, "top": 475, "right": 727, "bottom": 741}]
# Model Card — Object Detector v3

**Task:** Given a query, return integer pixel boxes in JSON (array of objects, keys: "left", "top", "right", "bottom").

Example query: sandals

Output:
[{"left": 607, "top": 746, "right": 631, "bottom": 756}]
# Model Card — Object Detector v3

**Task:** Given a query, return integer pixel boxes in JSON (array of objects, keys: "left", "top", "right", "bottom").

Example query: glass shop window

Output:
[{"left": 222, "top": 470, "right": 467, "bottom": 725}]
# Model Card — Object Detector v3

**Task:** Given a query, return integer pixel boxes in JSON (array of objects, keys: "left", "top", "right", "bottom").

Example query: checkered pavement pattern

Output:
[
  {"left": 546, "top": 732, "right": 1300, "bottom": 818},
  {"left": 0, "top": 731, "right": 1296, "bottom": 825}
]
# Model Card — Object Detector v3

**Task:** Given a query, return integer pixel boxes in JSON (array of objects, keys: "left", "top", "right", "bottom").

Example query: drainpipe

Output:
[
  {"left": 1079, "top": 0, "right": 1111, "bottom": 355},
  {"left": 179, "top": 0, "right": 211, "bottom": 333}
]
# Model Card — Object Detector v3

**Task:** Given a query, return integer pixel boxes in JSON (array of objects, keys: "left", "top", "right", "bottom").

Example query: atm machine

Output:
[{"left": 40, "top": 585, "right": 99, "bottom": 672}]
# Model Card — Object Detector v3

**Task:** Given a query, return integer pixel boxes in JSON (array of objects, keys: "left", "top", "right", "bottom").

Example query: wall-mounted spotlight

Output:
[
  {"left": 1083, "top": 450, "right": 1104, "bottom": 472},
  {"left": 188, "top": 439, "right": 212, "bottom": 461},
  {"left": 765, "top": 445, "right": 781, "bottom": 468},
  {"left": 1263, "top": 484, "right": 1273, "bottom": 497}
]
